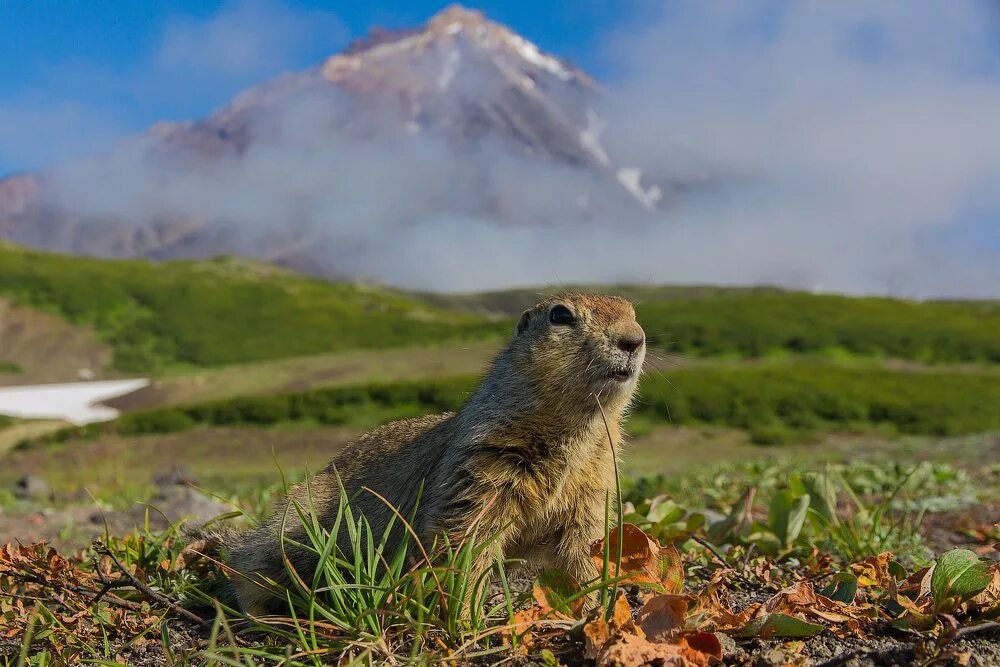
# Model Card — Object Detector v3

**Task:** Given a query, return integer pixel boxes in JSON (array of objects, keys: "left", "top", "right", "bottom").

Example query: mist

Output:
[{"left": 10, "top": 1, "right": 1000, "bottom": 297}]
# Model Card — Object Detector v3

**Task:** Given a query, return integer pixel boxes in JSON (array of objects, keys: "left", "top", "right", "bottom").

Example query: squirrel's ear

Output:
[{"left": 516, "top": 311, "right": 531, "bottom": 335}]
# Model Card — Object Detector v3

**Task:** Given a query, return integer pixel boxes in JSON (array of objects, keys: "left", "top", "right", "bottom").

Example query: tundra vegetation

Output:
[{"left": 0, "top": 247, "right": 997, "bottom": 665}]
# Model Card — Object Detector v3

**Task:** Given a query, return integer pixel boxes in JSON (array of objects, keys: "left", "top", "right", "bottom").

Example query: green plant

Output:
[
  {"left": 793, "top": 473, "right": 927, "bottom": 561},
  {"left": 186, "top": 478, "right": 519, "bottom": 663},
  {"left": 929, "top": 549, "right": 993, "bottom": 612},
  {"left": 0, "top": 360, "right": 21, "bottom": 374}
]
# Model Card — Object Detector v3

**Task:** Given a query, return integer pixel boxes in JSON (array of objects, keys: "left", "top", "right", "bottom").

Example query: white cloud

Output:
[{"left": 596, "top": 0, "right": 1000, "bottom": 297}]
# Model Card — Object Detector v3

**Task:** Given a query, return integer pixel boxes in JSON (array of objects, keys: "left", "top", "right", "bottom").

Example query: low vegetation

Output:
[
  {"left": 433, "top": 285, "right": 1000, "bottom": 363},
  {"left": 635, "top": 290, "right": 1000, "bottom": 363},
  {"left": 2, "top": 245, "right": 998, "bottom": 378},
  {"left": 635, "top": 364, "right": 1000, "bottom": 441},
  {"left": 2, "top": 457, "right": 997, "bottom": 665},
  {"left": 21, "top": 363, "right": 1000, "bottom": 453},
  {"left": 1, "top": 248, "right": 998, "bottom": 662},
  {"left": 0, "top": 245, "right": 501, "bottom": 372},
  {"left": 0, "top": 361, "right": 21, "bottom": 374}
]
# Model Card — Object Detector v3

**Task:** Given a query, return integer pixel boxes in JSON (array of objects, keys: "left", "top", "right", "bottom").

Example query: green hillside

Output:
[
  {"left": 430, "top": 286, "right": 1000, "bottom": 362},
  {"left": 0, "top": 244, "right": 996, "bottom": 377},
  {"left": 0, "top": 244, "right": 504, "bottom": 372}
]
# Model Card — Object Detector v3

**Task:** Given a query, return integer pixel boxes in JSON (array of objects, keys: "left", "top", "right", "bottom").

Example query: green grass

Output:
[
  {"left": 0, "top": 360, "right": 21, "bottom": 374},
  {"left": 635, "top": 290, "right": 1000, "bottom": 363},
  {"left": 0, "top": 244, "right": 503, "bottom": 372},
  {"left": 430, "top": 285, "right": 1000, "bottom": 363}
]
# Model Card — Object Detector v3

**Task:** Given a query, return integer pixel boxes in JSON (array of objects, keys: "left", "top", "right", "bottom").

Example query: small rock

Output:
[
  {"left": 137, "top": 486, "right": 230, "bottom": 528},
  {"left": 152, "top": 466, "right": 197, "bottom": 488},
  {"left": 14, "top": 475, "right": 51, "bottom": 501}
]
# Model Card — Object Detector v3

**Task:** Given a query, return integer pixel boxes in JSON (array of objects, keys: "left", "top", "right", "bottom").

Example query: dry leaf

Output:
[
  {"left": 595, "top": 630, "right": 722, "bottom": 666},
  {"left": 533, "top": 569, "right": 585, "bottom": 619},
  {"left": 584, "top": 618, "right": 611, "bottom": 660},
  {"left": 638, "top": 594, "right": 690, "bottom": 641},
  {"left": 591, "top": 524, "right": 685, "bottom": 593}
]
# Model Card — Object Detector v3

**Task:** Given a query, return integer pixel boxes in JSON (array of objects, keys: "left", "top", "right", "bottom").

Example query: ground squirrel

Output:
[{"left": 224, "top": 293, "right": 646, "bottom": 615}]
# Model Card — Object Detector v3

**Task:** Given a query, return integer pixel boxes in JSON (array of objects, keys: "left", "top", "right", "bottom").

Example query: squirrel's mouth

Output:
[{"left": 604, "top": 365, "right": 638, "bottom": 383}]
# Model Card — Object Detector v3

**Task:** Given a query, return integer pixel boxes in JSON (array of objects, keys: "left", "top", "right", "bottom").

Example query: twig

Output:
[
  {"left": 953, "top": 620, "right": 1000, "bottom": 641},
  {"left": 94, "top": 543, "right": 209, "bottom": 626},
  {"left": 6, "top": 572, "right": 145, "bottom": 612},
  {"left": 689, "top": 534, "right": 755, "bottom": 587}
]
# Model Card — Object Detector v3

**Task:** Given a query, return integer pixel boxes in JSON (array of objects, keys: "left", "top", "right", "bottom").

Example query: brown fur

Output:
[{"left": 223, "top": 293, "right": 646, "bottom": 615}]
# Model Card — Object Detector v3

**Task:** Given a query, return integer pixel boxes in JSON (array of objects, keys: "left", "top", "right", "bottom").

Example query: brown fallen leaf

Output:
[
  {"left": 591, "top": 523, "right": 685, "bottom": 593},
  {"left": 584, "top": 617, "right": 611, "bottom": 661},
  {"left": 533, "top": 569, "right": 585, "bottom": 619},
  {"left": 506, "top": 607, "right": 545, "bottom": 653},
  {"left": 608, "top": 594, "right": 632, "bottom": 628},
  {"left": 850, "top": 551, "right": 899, "bottom": 599},
  {"left": 638, "top": 594, "right": 691, "bottom": 641},
  {"left": 595, "top": 630, "right": 723, "bottom": 666}
]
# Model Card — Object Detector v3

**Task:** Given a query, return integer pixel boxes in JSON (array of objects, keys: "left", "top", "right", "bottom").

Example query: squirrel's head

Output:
[{"left": 509, "top": 293, "right": 645, "bottom": 412}]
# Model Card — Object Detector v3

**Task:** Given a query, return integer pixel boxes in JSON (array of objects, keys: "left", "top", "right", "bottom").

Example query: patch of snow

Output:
[
  {"left": 503, "top": 33, "right": 572, "bottom": 81},
  {"left": 438, "top": 48, "right": 462, "bottom": 90},
  {"left": 617, "top": 168, "right": 663, "bottom": 211},
  {"left": 0, "top": 379, "right": 150, "bottom": 425},
  {"left": 580, "top": 110, "right": 610, "bottom": 167},
  {"left": 444, "top": 21, "right": 462, "bottom": 35}
]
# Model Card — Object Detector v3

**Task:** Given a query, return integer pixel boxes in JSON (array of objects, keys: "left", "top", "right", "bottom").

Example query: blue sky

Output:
[{"left": 0, "top": 0, "right": 649, "bottom": 174}]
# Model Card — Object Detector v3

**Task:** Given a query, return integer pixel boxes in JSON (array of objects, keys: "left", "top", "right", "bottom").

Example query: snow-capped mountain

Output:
[{"left": 0, "top": 5, "right": 664, "bottom": 277}]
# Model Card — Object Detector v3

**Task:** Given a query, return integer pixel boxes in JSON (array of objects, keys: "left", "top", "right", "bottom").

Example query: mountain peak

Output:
[
  {"left": 428, "top": 4, "right": 487, "bottom": 29},
  {"left": 323, "top": 4, "right": 591, "bottom": 90}
]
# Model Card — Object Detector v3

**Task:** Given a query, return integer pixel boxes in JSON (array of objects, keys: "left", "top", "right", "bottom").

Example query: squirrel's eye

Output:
[{"left": 549, "top": 304, "right": 576, "bottom": 326}]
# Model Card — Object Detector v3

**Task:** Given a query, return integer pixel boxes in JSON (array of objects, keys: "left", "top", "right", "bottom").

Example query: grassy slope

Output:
[
  {"left": 1, "top": 244, "right": 997, "bottom": 379},
  {"left": 429, "top": 285, "right": 1000, "bottom": 362},
  {"left": 0, "top": 244, "right": 504, "bottom": 373}
]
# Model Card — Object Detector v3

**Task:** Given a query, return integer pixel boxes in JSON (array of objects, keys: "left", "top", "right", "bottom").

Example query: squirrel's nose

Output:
[{"left": 617, "top": 331, "right": 645, "bottom": 354}]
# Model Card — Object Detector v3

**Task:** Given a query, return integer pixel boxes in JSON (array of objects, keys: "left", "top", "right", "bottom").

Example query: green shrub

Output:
[
  {"left": 636, "top": 291, "right": 1000, "bottom": 362},
  {"left": 0, "top": 360, "right": 22, "bottom": 374},
  {"left": 636, "top": 364, "right": 1000, "bottom": 436},
  {"left": 749, "top": 422, "right": 798, "bottom": 445}
]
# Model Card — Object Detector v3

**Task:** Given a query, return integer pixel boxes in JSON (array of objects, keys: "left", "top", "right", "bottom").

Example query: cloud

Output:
[{"left": 595, "top": 0, "right": 1000, "bottom": 297}]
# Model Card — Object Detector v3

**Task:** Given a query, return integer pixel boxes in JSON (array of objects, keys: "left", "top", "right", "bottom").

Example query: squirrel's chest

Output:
[{"left": 515, "top": 443, "right": 614, "bottom": 518}]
